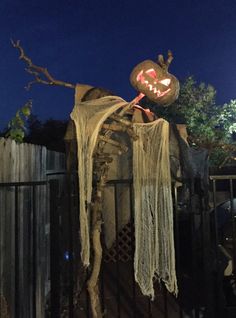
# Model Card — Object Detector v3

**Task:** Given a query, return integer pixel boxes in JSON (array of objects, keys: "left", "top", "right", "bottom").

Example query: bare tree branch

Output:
[{"left": 11, "top": 39, "right": 75, "bottom": 90}]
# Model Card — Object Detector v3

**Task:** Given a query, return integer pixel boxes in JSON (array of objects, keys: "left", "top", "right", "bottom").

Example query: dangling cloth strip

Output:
[
  {"left": 133, "top": 119, "right": 178, "bottom": 298},
  {"left": 71, "top": 87, "right": 127, "bottom": 266}
]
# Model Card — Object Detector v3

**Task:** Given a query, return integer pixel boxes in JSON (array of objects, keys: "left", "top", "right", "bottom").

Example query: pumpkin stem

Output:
[{"left": 157, "top": 50, "right": 173, "bottom": 71}]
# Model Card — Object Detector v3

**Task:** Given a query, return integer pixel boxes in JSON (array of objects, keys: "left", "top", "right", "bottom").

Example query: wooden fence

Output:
[
  {"left": 2, "top": 137, "right": 236, "bottom": 317},
  {"left": 0, "top": 138, "right": 65, "bottom": 318}
]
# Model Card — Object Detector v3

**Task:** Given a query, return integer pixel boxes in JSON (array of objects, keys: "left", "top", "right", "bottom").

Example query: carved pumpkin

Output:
[{"left": 130, "top": 59, "right": 179, "bottom": 106}]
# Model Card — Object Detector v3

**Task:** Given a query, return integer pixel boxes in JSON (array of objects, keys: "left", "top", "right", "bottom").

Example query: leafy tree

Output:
[{"left": 141, "top": 77, "right": 236, "bottom": 167}]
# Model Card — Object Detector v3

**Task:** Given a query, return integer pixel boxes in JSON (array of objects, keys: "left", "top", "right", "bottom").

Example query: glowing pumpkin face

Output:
[{"left": 130, "top": 60, "right": 179, "bottom": 106}]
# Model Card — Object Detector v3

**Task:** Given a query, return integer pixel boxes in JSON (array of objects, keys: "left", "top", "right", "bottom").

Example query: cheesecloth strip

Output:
[
  {"left": 133, "top": 119, "right": 178, "bottom": 299},
  {"left": 71, "top": 88, "right": 127, "bottom": 266}
]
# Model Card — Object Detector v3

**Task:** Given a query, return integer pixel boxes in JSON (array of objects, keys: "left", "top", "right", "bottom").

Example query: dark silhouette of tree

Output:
[{"left": 25, "top": 115, "right": 68, "bottom": 152}]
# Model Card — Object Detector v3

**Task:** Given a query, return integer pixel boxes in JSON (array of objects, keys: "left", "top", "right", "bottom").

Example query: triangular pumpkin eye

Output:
[
  {"left": 145, "top": 68, "right": 157, "bottom": 79},
  {"left": 159, "top": 79, "right": 171, "bottom": 86}
]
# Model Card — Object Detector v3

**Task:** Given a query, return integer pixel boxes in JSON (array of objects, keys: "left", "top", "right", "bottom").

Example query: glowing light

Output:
[
  {"left": 145, "top": 68, "right": 157, "bottom": 79},
  {"left": 134, "top": 92, "right": 145, "bottom": 104},
  {"left": 64, "top": 251, "right": 70, "bottom": 261},
  {"left": 136, "top": 70, "right": 144, "bottom": 82},
  {"left": 160, "top": 79, "right": 171, "bottom": 86},
  {"left": 136, "top": 68, "right": 172, "bottom": 98},
  {"left": 157, "top": 88, "right": 171, "bottom": 97}
]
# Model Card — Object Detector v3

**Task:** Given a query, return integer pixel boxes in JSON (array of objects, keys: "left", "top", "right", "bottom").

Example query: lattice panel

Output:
[{"left": 104, "top": 223, "right": 134, "bottom": 263}]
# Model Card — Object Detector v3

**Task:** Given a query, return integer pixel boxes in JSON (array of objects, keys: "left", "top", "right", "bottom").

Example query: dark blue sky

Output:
[{"left": 1, "top": 0, "right": 236, "bottom": 128}]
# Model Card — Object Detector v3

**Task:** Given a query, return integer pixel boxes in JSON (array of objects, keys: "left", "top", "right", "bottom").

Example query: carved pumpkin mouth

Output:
[{"left": 136, "top": 68, "right": 171, "bottom": 98}]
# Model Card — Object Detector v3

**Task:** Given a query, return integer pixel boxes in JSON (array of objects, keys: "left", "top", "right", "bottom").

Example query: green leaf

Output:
[
  {"left": 21, "top": 101, "right": 32, "bottom": 117},
  {"left": 4, "top": 100, "right": 33, "bottom": 143}
]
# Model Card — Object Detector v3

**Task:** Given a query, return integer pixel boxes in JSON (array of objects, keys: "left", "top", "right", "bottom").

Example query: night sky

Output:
[{"left": 1, "top": 0, "right": 236, "bottom": 129}]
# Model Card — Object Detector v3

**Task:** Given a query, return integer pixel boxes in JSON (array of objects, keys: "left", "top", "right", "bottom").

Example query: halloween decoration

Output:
[
  {"left": 12, "top": 41, "right": 179, "bottom": 318},
  {"left": 130, "top": 51, "right": 179, "bottom": 106},
  {"left": 71, "top": 88, "right": 177, "bottom": 305},
  {"left": 70, "top": 90, "right": 144, "bottom": 317}
]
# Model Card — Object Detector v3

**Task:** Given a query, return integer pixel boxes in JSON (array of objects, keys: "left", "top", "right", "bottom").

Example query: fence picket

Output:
[{"left": 0, "top": 138, "right": 65, "bottom": 318}]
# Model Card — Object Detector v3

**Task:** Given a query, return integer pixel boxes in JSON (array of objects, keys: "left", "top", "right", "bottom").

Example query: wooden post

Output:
[
  {"left": 85, "top": 105, "right": 139, "bottom": 317},
  {"left": 0, "top": 294, "right": 10, "bottom": 318},
  {"left": 87, "top": 188, "right": 103, "bottom": 317}
]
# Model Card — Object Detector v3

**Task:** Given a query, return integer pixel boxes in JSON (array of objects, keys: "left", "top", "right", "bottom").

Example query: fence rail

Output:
[
  {"left": 209, "top": 175, "right": 236, "bottom": 317},
  {"left": 48, "top": 177, "right": 181, "bottom": 318},
  {"left": 2, "top": 169, "right": 236, "bottom": 317}
]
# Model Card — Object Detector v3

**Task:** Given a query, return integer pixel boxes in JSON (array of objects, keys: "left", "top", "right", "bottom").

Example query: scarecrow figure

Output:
[{"left": 13, "top": 40, "right": 186, "bottom": 317}]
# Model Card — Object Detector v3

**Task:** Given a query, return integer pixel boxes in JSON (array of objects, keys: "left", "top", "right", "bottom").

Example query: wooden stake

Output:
[{"left": 87, "top": 192, "right": 103, "bottom": 318}]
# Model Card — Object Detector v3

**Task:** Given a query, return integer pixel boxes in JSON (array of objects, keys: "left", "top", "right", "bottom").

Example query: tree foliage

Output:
[
  {"left": 141, "top": 77, "right": 236, "bottom": 167},
  {"left": 3, "top": 100, "right": 32, "bottom": 143}
]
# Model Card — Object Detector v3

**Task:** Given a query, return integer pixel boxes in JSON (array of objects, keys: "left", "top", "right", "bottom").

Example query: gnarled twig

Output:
[
  {"left": 158, "top": 50, "right": 173, "bottom": 71},
  {"left": 11, "top": 39, "right": 75, "bottom": 90}
]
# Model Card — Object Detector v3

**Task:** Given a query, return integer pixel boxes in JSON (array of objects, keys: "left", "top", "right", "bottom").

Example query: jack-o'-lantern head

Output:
[{"left": 130, "top": 51, "right": 179, "bottom": 106}]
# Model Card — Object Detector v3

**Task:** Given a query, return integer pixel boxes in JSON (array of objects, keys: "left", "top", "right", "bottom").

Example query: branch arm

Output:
[{"left": 11, "top": 39, "right": 75, "bottom": 89}]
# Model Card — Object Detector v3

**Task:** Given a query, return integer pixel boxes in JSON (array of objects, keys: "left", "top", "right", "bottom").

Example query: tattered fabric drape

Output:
[
  {"left": 133, "top": 119, "right": 178, "bottom": 298},
  {"left": 71, "top": 87, "right": 127, "bottom": 266},
  {"left": 71, "top": 87, "right": 177, "bottom": 298}
]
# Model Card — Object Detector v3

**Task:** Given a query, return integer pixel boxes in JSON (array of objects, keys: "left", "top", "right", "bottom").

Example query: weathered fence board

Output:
[{"left": 0, "top": 138, "right": 65, "bottom": 318}]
